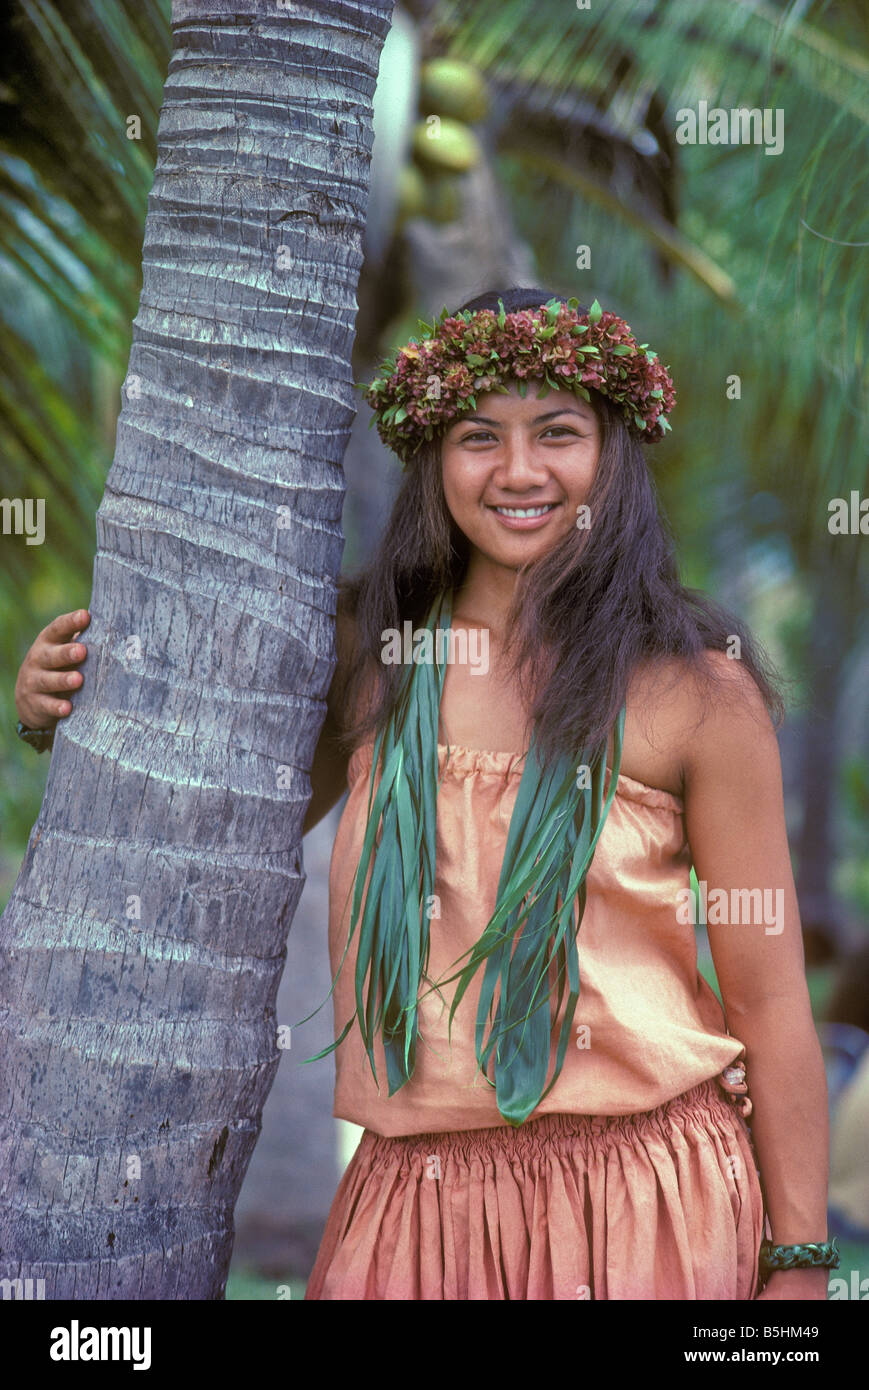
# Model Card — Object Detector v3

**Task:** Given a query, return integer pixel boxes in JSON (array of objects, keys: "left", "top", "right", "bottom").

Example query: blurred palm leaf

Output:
[
  {"left": 0, "top": 0, "right": 169, "bottom": 519},
  {"left": 0, "top": 0, "right": 169, "bottom": 845}
]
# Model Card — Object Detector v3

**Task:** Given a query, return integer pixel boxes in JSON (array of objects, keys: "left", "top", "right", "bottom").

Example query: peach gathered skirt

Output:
[{"left": 305, "top": 1078, "right": 767, "bottom": 1300}]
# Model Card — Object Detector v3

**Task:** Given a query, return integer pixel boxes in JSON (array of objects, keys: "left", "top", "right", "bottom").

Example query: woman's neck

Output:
[{"left": 452, "top": 554, "right": 520, "bottom": 639}]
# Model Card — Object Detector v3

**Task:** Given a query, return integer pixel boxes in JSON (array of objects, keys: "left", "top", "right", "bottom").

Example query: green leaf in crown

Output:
[{"left": 360, "top": 296, "right": 676, "bottom": 464}]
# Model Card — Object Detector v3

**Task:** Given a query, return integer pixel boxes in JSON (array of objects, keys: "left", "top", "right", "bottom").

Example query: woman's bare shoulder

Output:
[
  {"left": 621, "top": 649, "right": 769, "bottom": 797},
  {"left": 629, "top": 648, "right": 765, "bottom": 717}
]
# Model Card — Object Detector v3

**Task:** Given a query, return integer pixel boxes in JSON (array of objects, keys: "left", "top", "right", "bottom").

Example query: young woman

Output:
[{"left": 15, "top": 287, "right": 835, "bottom": 1302}]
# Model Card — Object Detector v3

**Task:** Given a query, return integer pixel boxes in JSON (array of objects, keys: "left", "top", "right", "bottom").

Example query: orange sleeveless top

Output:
[{"left": 327, "top": 738, "right": 745, "bottom": 1137}]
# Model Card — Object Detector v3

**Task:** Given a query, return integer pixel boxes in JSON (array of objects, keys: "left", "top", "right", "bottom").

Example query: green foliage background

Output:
[
  {"left": 0, "top": 0, "right": 867, "bottom": 1296},
  {"left": 2, "top": 2, "right": 867, "bottom": 913}
]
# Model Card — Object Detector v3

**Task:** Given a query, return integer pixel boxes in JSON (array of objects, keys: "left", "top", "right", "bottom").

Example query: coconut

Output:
[
  {"left": 395, "top": 163, "right": 427, "bottom": 221},
  {"left": 419, "top": 59, "right": 489, "bottom": 124},
  {"left": 411, "top": 117, "right": 481, "bottom": 172}
]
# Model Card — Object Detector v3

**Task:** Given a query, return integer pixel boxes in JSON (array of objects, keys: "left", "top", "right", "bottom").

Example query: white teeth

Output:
[{"left": 494, "top": 505, "right": 555, "bottom": 518}]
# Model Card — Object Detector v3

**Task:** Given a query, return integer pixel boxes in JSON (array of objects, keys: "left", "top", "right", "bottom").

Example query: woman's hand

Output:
[
  {"left": 756, "top": 1267, "right": 830, "bottom": 1300},
  {"left": 14, "top": 609, "right": 91, "bottom": 730}
]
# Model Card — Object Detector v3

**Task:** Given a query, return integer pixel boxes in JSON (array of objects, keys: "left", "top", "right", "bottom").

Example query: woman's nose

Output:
[{"left": 493, "top": 435, "right": 549, "bottom": 483}]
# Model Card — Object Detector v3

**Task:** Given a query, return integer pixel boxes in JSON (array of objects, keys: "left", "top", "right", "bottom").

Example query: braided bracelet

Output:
[{"left": 759, "top": 1238, "right": 840, "bottom": 1275}]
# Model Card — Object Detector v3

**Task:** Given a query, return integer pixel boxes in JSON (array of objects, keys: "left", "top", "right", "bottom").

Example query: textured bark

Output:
[
  {"left": 0, "top": 0, "right": 393, "bottom": 1299},
  {"left": 231, "top": 805, "right": 342, "bottom": 1281}
]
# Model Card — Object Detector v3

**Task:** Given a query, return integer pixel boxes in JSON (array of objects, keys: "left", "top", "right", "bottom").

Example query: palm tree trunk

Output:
[{"left": 0, "top": 0, "right": 393, "bottom": 1300}]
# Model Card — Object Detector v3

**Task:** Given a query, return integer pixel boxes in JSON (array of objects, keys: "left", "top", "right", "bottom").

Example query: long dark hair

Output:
[{"left": 337, "top": 285, "right": 786, "bottom": 768}]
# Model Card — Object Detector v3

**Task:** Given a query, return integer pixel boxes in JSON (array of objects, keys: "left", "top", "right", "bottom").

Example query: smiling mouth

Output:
[{"left": 487, "top": 503, "right": 559, "bottom": 518}]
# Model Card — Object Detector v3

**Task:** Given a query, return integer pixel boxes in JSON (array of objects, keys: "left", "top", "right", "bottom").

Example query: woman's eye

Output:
[{"left": 458, "top": 426, "right": 579, "bottom": 443}]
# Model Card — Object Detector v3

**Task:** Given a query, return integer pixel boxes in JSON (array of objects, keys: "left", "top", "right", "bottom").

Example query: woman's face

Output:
[{"left": 440, "top": 380, "right": 601, "bottom": 573}]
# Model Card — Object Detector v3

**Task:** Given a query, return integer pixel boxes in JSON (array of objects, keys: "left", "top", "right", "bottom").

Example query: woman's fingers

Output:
[
  {"left": 39, "top": 640, "right": 88, "bottom": 670},
  {"left": 32, "top": 665, "right": 84, "bottom": 694},
  {"left": 16, "top": 609, "right": 91, "bottom": 728},
  {"left": 42, "top": 609, "right": 90, "bottom": 643},
  {"left": 38, "top": 610, "right": 90, "bottom": 670},
  {"left": 26, "top": 694, "right": 75, "bottom": 722}
]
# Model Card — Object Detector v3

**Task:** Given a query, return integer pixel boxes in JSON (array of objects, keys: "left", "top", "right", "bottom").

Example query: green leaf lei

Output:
[{"left": 303, "top": 587, "right": 627, "bottom": 1127}]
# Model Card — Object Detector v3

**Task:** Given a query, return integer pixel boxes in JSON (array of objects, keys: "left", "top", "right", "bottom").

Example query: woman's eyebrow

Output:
[{"left": 456, "top": 408, "right": 591, "bottom": 426}]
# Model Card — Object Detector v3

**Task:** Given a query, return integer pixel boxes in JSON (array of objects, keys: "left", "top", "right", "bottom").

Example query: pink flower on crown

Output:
[{"left": 361, "top": 296, "right": 676, "bottom": 464}]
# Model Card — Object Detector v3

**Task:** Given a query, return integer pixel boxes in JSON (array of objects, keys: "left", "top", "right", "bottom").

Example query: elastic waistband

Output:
[{"left": 359, "top": 1079, "right": 747, "bottom": 1163}]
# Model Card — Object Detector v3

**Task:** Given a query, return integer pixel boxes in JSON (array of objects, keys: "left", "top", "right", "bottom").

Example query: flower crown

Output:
[{"left": 359, "top": 297, "right": 676, "bottom": 466}]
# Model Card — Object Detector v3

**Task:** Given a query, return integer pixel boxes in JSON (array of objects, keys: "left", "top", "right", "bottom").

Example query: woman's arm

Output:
[
  {"left": 681, "top": 651, "right": 830, "bottom": 1301},
  {"left": 301, "top": 598, "right": 358, "bottom": 836},
  {"left": 14, "top": 602, "right": 353, "bottom": 830}
]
